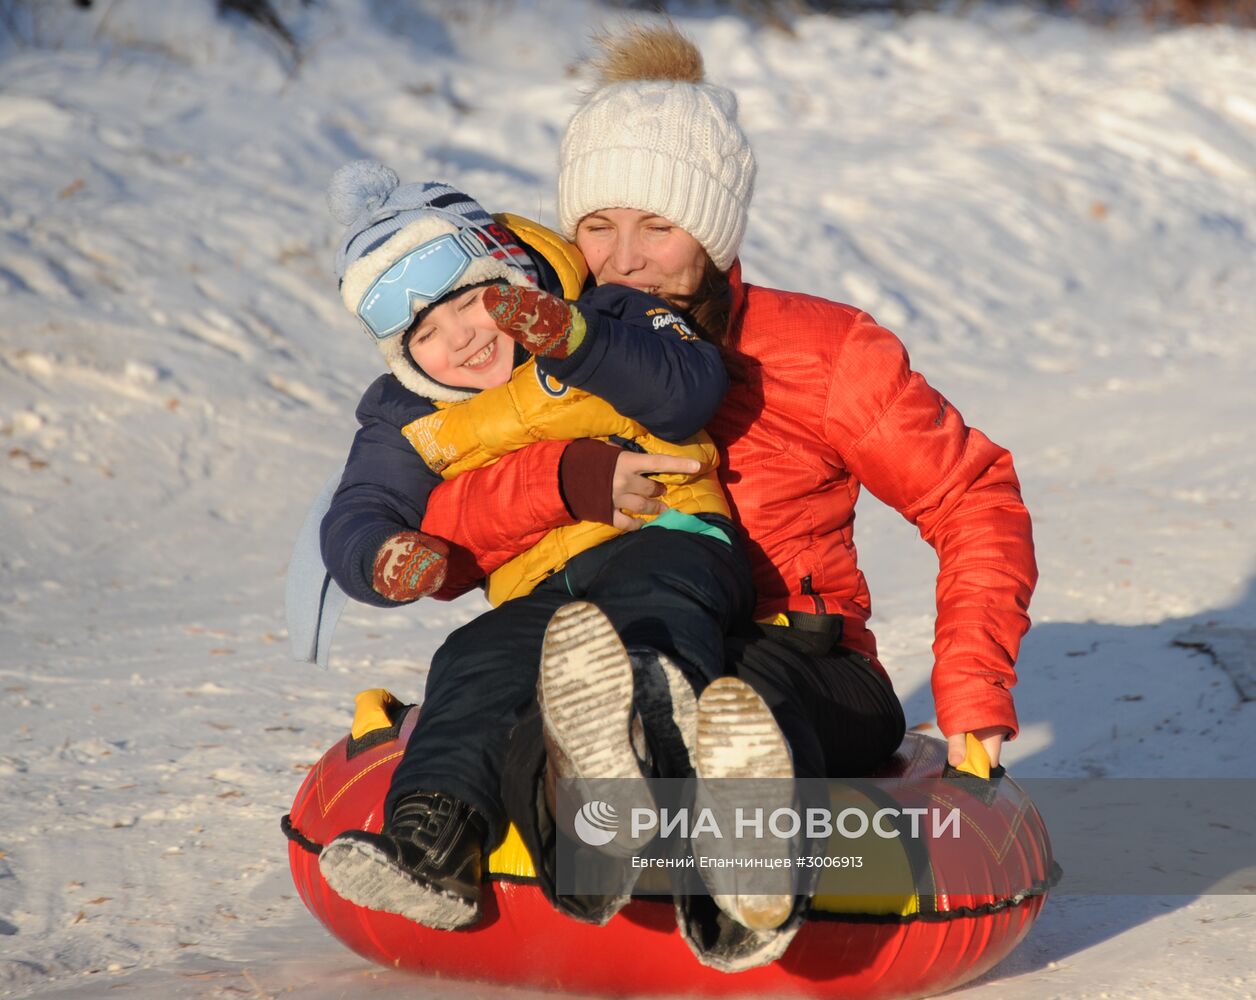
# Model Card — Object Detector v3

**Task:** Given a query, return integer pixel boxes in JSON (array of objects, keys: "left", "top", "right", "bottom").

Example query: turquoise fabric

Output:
[{"left": 641, "top": 507, "right": 732, "bottom": 546}]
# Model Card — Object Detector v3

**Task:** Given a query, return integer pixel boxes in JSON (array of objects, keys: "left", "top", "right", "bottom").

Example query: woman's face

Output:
[{"left": 574, "top": 208, "right": 707, "bottom": 301}]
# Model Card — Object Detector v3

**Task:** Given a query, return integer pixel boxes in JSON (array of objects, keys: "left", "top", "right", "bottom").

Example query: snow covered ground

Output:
[{"left": 1, "top": 0, "right": 1254, "bottom": 996}]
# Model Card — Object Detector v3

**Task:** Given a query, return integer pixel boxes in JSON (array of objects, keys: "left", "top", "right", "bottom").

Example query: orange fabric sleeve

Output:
[
  {"left": 825, "top": 313, "right": 1037, "bottom": 739},
  {"left": 419, "top": 439, "right": 576, "bottom": 600}
]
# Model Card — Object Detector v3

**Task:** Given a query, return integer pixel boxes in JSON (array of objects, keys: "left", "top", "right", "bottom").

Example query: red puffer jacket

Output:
[{"left": 420, "top": 264, "right": 1037, "bottom": 739}]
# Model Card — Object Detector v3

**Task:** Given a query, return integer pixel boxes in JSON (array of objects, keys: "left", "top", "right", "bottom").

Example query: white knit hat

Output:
[{"left": 558, "top": 29, "right": 756, "bottom": 272}]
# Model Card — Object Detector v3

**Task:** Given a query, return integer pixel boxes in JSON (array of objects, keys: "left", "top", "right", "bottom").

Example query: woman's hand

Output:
[
  {"left": 946, "top": 726, "right": 1010, "bottom": 770},
  {"left": 611, "top": 451, "right": 701, "bottom": 531},
  {"left": 559, "top": 441, "right": 700, "bottom": 530}
]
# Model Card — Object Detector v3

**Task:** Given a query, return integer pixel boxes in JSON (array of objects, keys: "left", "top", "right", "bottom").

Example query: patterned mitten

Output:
[
  {"left": 482, "top": 285, "right": 587, "bottom": 359},
  {"left": 372, "top": 531, "right": 449, "bottom": 602}
]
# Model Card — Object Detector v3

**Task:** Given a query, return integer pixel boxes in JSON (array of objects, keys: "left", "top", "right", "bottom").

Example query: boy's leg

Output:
[
  {"left": 498, "top": 529, "right": 750, "bottom": 920},
  {"left": 379, "top": 544, "right": 767, "bottom": 837},
  {"left": 384, "top": 587, "right": 573, "bottom": 842},
  {"left": 541, "top": 531, "right": 785, "bottom": 929},
  {"left": 558, "top": 526, "right": 754, "bottom": 687},
  {"left": 319, "top": 588, "right": 570, "bottom": 928},
  {"left": 539, "top": 527, "right": 752, "bottom": 831}
]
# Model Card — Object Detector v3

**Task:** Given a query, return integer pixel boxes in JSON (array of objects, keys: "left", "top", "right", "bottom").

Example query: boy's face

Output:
[{"left": 406, "top": 285, "right": 515, "bottom": 390}]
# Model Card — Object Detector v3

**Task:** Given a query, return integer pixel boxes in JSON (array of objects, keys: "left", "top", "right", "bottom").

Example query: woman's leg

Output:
[
  {"left": 726, "top": 634, "right": 906, "bottom": 780},
  {"left": 676, "top": 634, "right": 906, "bottom": 971}
]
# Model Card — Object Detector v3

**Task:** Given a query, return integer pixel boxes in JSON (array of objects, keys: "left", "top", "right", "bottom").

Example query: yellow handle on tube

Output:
[{"left": 955, "top": 731, "right": 991, "bottom": 780}]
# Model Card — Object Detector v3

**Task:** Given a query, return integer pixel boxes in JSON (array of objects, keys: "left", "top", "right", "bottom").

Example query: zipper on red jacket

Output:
[{"left": 800, "top": 575, "right": 827, "bottom": 614}]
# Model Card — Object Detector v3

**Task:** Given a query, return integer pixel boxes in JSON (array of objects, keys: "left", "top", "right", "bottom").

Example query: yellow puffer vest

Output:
[{"left": 399, "top": 214, "right": 730, "bottom": 607}]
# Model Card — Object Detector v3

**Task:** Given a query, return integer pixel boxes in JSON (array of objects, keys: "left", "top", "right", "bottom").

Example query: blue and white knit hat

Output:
[{"left": 328, "top": 161, "right": 538, "bottom": 402}]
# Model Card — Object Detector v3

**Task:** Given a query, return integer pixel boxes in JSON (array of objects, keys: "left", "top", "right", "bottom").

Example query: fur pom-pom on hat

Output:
[
  {"left": 326, "top": 160, "right": 400, "bottom": 227},
  {"left": 558, "top": 23, "right": 755, "bottom": 271},
  {"left": 588, "top": 24, "right": 704, "bottom": 85}
]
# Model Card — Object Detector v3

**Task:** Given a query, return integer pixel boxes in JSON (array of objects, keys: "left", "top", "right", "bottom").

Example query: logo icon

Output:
[
  {"left": 535, "top": 367, "right": 569, "bottom": 398},
  {"left": 573, "top": 800, "right": 619, "bottom": 847}
]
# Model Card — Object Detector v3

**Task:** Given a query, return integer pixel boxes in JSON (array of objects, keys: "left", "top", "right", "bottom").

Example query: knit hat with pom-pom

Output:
[
  {"left": 328, "top": 161, "right": 538, "bottom": 402},
  {"left": 558, "top": 25, "right": 756, "bottom": 271}
]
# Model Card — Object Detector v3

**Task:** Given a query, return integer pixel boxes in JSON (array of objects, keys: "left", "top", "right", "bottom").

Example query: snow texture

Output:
[{"left": 1, "top": 0, "right": 1254, "bottom": 997}]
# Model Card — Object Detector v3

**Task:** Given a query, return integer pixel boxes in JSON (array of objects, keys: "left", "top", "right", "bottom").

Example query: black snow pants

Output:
[
  {"left": 384, "top": 520, "right": 755, "bottom": 845},
  {"left": 500, "top": 622, "right": 907, "bottom": 920}
]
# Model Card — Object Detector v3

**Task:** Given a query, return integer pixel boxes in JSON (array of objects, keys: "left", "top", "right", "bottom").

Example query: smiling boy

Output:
[{"left": 315, "top": 162, "right": 764, "bottom": 930}]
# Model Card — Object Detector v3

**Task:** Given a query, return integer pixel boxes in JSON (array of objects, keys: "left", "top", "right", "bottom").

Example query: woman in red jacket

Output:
[{"left": 408, "top": 24, "right": 1036, "bottom": 970}]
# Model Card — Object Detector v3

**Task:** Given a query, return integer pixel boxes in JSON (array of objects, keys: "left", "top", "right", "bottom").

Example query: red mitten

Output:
[
  {"left": 372, "top": 532, "right": 449, "bottom": 602},
  {"left": 483, "top": 284, "right": 587, "bottom": 359}
]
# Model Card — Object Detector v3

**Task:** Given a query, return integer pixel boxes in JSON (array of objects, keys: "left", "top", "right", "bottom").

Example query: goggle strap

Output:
[{"left": 420, "top": 204, "right": 529, "bottom": 279}]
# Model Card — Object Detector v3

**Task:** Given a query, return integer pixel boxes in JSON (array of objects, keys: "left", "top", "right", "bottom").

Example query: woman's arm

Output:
[
  {"left": 824, "top": 312, "right": 1038, "bottom": 754},
  {"left": 323, "top": 372, "right": 707, "bottom": 606},
  {"left": 422, "top": 441, "right": 703, "bottom": 598},
  {"left": 422, "top": 440, "right": 572, "bottom": 599}
]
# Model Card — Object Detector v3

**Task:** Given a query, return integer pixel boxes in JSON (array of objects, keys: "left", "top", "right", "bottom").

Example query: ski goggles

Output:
[{"left": 355, "top": 231, "right": 486, "bottom": 341}]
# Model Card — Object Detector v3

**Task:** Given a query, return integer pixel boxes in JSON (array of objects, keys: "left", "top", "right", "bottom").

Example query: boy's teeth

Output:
[{"left": 465, "top": 343, "right": 494, "bottom": 366}]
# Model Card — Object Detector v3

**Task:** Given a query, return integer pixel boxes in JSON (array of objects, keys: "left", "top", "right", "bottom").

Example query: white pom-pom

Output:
[{"left": 327, "top": 160, "right": 399, "bottom": 226}]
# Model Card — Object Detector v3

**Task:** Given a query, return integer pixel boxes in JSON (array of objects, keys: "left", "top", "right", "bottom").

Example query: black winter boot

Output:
[
  {"left": 630, "top": 646, "right": 698, "bottom": 781},
  {"left": 675, "top": 893, "right": 803, "bottom": 973},
  {"left": 318, "top": 791, "right": 486, "bottom": 929}
]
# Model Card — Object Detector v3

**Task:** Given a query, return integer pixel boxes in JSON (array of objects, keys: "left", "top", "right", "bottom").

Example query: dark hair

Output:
[{"left": 670, "top": 255, "right": 747, "bottom": 382}]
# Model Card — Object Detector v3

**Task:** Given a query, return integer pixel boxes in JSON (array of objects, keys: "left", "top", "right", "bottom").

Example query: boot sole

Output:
[
  {"left": 694, "top": 677, "right": 795, "bottom": 932},
  {"left": 633, "top": 651, "right": 698, "bottom": 779},
  {"left": 319, "top": 836, "right": 478, "bottom": 930},
  {"left": 539, "top": 602, "right": 655, "bottom": 856}
]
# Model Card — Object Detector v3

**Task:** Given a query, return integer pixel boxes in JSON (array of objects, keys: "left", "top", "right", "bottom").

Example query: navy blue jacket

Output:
[{"left": 321, "top": 273, "right": 728, "bottom": 608}]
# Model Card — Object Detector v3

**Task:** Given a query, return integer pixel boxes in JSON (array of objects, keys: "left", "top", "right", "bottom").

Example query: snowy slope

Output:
[{"left": 1, "top": 0, "right": 1254, "bottom": 996}]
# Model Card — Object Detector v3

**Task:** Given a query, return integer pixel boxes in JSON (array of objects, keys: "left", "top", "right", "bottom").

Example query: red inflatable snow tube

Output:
[{"left": 284, "top": 690, "right": 1057, "bottom": 998}]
